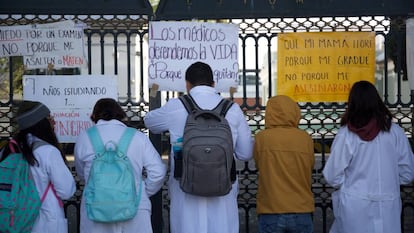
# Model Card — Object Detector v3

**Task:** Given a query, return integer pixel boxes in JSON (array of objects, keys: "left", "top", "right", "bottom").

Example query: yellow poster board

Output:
[{"left": 277, "top": 32, "right": 375, "bottom": 102}]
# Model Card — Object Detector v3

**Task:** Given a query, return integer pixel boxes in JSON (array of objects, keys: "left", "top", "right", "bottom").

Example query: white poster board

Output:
[
  {"left": 0, "top": 24, "right": 32, "bottom": 56},
  {"left": 23, "top": 75, "right": 117, "bottom": 142},
  {"left": 148, "top": 21, "right": 239, "bottom": 93},
  {"left": 0, "top": 20, "right": 86, "bottom": 69}
]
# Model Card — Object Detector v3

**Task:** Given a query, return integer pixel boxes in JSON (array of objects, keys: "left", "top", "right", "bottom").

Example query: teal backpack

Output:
[
  {"left": 84, "top": 126, "right": 142, "bottom": 222},
  {"left": 0, "top": 140, "right": 42, "bottom": 233}
]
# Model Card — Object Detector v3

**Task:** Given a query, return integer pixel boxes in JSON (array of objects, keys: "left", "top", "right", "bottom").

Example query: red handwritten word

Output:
[
  {"left": 62, "top": 55, "right": 84, "bottom": 66},
  {"left": 55, "top": 120, "right": 92, "bottom": 137}
]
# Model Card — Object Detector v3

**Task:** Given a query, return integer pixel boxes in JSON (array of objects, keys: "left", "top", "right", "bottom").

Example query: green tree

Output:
[{"left": 0, "top": 56, "right": 24, "bottom": 100}]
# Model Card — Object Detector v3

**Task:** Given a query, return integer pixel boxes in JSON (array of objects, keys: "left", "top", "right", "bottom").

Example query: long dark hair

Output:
[
  {"left": 2, "top": 117, "right": 66, "bottom": 166},
  {"left": 341, "top": 80, "right": 392, "bottom": 131}
]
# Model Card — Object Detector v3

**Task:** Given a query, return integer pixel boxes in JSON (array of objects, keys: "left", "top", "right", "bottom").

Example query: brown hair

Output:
[
  {"left": 341, "top": 80, "right": 392, "bottom": 131},
  {"left": 90, "top": 98, "right": 126, "bottom": 123}
]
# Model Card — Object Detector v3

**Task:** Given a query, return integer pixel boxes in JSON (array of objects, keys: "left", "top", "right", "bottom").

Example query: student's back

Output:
[
  {"left": 2, "top": 100, "right": 76, "bottom": 233},
  {"left": 323, "top": 81, "right": 414, "bottom": 233},
  {"left": 144, "top": 61, "right": 254, "bottom": 233},
  {"left": 254, "top": 95, "right": 315, "bottom": 233},
  {"left": 74, "top": 98, "right": 166, "bottom": 233}
]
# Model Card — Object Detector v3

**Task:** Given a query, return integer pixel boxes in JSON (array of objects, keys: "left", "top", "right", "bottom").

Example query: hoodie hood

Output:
[{"left": 265, "top": 95, "right": 301, "bottom": 129}]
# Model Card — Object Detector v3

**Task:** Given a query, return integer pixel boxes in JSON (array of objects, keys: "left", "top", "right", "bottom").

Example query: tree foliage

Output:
[{"left": 0, "top": 57, "right": 25, "bottom": 100}]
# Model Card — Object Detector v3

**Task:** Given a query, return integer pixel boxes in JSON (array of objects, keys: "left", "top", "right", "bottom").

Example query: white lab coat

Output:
[
  {"left": 323, "top": 123, "right": 414, "bottom": 233},
  {"left": 74, "top": 120, "right": 166, "bottom": 233},
  {"left": 144, "top": 86, "right": 254, "bottom": 233},
  {"left": 28, "top": 134, "right": 76, "bottom": 233}
]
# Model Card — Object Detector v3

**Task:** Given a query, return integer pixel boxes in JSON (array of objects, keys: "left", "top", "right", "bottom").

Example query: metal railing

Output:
[{"left": 1, "top": 14, "right": 413, "bottom": 233}]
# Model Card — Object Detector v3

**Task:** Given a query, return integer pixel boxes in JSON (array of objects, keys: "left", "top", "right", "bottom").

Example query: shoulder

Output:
[
  {"left": 32, "top": 142, "right": 63, "bottom": 166},
  {"left": 162, "top": 98, "right": 183, "bottom": 107},
  {"left": 389, "top": 122, "right": 404, "bottom": 132},
  {"left": 388, "top": 122, "right": 407, "bottom": 137},
  {"left": 33, "top": 142, "right": 59, "bottom": 154},
  {"left": 297, "top": 129, "right": 313, "bottom": 140},
  {"left": 127, "top": 127, "right": 146, "bottom": 139},
  {"left": 150, "top": 98, "right": 184, "bottom": 113},
  {"left": 75, "top": 127, "right": 91, "bottom": 144},
  {"left": 336, "top": 125, "right": 350, "bottom": 136},
  {"left": 225, "top": 101, "right": 244, "bottom": 118},
  {"left": 331, "top": 126, "right": 350, "bottom": 143}
]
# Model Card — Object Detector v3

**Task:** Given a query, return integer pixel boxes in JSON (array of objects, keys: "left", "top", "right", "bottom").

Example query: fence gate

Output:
[{"left": 1, "top": 0, "right": 414, "bottom": 232}]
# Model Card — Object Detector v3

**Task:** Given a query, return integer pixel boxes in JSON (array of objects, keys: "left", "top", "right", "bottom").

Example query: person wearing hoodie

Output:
[
  {"left": 323, "top": 81, "right": 414, "bottom": 233},
  {"left": 253, "top": 95, "right": 315, "bottom": 233}
]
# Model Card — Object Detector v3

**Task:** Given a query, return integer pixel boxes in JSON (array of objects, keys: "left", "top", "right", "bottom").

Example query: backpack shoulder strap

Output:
[
  {"left": 1, "top": 139, "right": 22, "bottom": 162},
  {"left": 8, "top": 139, "right": 20, "bottom": 153},
  {"left": 117, "top": 127, "right": 136, "bottom": 154},
  {"left": 87, "top": 126, "right": 105, "bottom": 154},
  {"left": 179, "top": 94, "right": 201, "bottom": 114},
  {"left": 213, "top": 99, "right": 233, "bottom": 117},
  {"left": 41, "top": 183, "right": 64, "bottom": 207}
]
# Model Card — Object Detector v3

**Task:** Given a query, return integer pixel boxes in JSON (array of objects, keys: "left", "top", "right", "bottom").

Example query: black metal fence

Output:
[{"left": 1, "top": 14, "right": 413, "bottom": 233}]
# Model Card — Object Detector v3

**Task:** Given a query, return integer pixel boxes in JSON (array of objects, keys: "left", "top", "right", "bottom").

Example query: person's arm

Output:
[
  {"left": 140, "top": 135, "right": 167, "bottom": 196},
  {"left": 74, "top": 130, "right": 90, "bottom": 181},
  {"left": 322, "top": 130, "right": 352, "bottom": 188},
  {"left": 144, "top": 99, "right": 180, "bottom": 134},
  {"left": 395, "top": 125, "right": 414, "bottom": 185},
  {"left": 253, "top": 135, "right": 260, "bottom": 171},
  {"left": 231, "top": 104, "right": 254, "bottom": 161},
  {"left": 43, "top": 146, "right": 76, "bottom": 200}
]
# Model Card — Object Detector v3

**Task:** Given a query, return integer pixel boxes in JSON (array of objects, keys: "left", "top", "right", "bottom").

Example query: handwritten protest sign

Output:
[
  {"left": 23, "top": 75, "right": 117, "bottom": 142},
  {"left": 277, "top": 32, "right": 375, "bottom": 102},
  {"left": 148, "top": 21, "right": 239, "bottom": 93},
  {"left": 0, "top": 20, "right": 86, "bottom": 69},
  {"left": 0, "top": 24, "right": 32, "bottom": 56}
]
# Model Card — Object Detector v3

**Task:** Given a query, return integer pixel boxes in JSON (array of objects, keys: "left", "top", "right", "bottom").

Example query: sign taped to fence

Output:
[
  {"left": 277, "top": 31, "right": 375, "bottom": 102},
  {"left": 0, "top": 20, "right": 86, "bottom": 69},
  {"left": 148, "top": 21, "right": 239, "bottom": 93},
  {"left": 22, "top": 75, "right": 117, "bottom": 142}
]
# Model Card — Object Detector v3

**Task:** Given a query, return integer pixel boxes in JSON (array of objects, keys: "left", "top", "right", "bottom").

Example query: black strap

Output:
[
  {"left": 179, "top": 94, "right": 233, "bottom": 117},
  {"left": 179, "top": 94, "right": 198, "bottom": 114},
  {"left": 216, "top": 98, "right": 233, "bottom": 117}
]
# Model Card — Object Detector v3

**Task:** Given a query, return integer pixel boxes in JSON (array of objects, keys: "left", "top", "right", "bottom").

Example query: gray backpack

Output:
[{"left": 178, "top": 95, "right": 236, "bottom": 196}]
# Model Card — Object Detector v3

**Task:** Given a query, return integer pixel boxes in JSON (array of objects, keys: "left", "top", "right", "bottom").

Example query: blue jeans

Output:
[{"left": 258, "top": 213, "right": 314, "bottom": 233}]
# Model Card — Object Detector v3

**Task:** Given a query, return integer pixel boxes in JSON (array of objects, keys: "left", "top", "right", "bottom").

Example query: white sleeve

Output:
[
  {"left": 230, "top": 103, "right": 254, "bottom": 161},
  {"left": 395, "top": 125, "right": 414, "bottom": 185},
  {"left": 74, "top": 130, "right": 90, "bottom": 181},
  {"left": 322, "top": 129, "right": 353, "bottom": 188},
  {"left": 140, "top": 135, "right": 167, "bottom": 196},
  {"left": 144, "top": 99, "right": 179, "bottom": 134},
  {"left": 43, "top": 146, "right": 76, "bottom": 200}
]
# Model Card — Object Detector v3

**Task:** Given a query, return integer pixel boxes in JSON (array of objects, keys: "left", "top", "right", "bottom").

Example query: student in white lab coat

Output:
[
  {"left": 1, "top": 100, "right": 76, "bottom": 233},
  {"left": 74, "top": 98, "right": 166, "bottom": 233},
  {"left": 323, "top": 81, "right": 414, "bottom": 233},
  {"left": 144, "top": 61, "right": 254, "bottom": 233}
]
